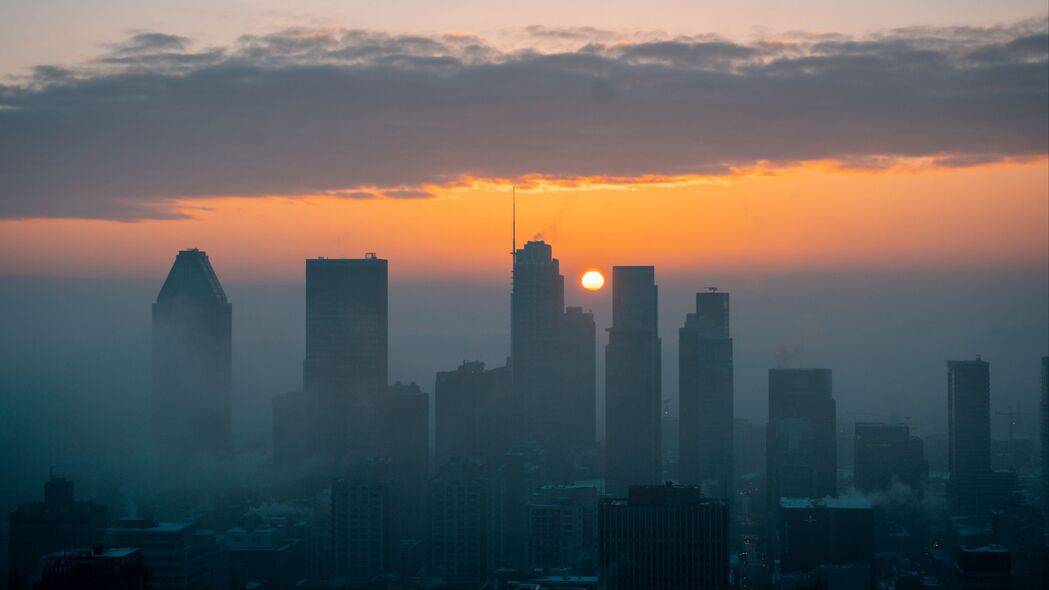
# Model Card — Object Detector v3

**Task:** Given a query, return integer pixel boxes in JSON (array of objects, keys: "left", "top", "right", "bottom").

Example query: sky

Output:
[{"left": 0, "top": 1, "right": 1047, "bottom": 498}]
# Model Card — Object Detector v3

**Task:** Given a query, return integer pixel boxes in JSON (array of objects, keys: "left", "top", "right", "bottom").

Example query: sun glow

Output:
[{"left": 581, "top": 270, "right": 605, "bottom": 291}]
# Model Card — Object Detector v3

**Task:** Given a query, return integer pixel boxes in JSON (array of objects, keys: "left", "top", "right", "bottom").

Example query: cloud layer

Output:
[{"left": 1, "top": 21, "right": 1046, "bottom": 219}]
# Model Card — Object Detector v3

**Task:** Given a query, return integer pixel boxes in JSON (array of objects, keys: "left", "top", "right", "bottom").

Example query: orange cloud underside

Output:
[{"left": 1, "top": 160, "right": 1046, "bottom": 282}]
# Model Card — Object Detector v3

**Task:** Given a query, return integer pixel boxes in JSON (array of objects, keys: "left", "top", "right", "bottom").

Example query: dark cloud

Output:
[{"left": 0, "top": 22, "right": 1046, "bottom": 220}]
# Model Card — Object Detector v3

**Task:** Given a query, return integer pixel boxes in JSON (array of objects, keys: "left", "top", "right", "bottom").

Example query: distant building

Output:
[
  {"left": 96, "top": 518, "right": 214, "bottom": 590},
  {"left": 766, "top": 369, "right": 837, "bottom": 511},
  {"left": 434, "top": 361, "right": 512, "bottom": 468},
  {"left": 7, "top": 477, "right": 107, "bottom": 590},
  {"left": 853, "top": 422, "right": 927, "bottom": 494},
  {"left": 605, "top": 266, "right": 662, "bottom": 496},
  {"left": 491, "top": 444, "right": 543, "bottom": 573},
  {"left": 512, "top": 240, "right": 565, "bottom": 448},
  {"left": 527, "top": 484, "right": 599, "bottom": 575},
  {"left": 152, "top": 248, "right": 232, "bottom": 457},
  {"left": 679, "top": 289, "right": 734, "bottom": 499},
  {"left": 429, "top": 461, "right": 492, "bottom": 584},
  {"left": 34, "top": 548, "right": 148, "bottom": 590},
  {"left": 948, "top": 358, "right": 1018, "bottom": 514},
  {"left": 331, "top": 460, "right": 392, "bottom": 582},
  {"left": 779, "top": 497, "right": 874, "bottom": 584},
  {"left": 560, "top": 306, "right": 598, "bottom": 464},
  {"left": 1041, "top": 356, "right": 1048, "bottom": 529},
  {"left": 953, "top": 545, "right": 1013, "bottom": 590},
  {"left": 382, "top": 381, "right": 430, "bottom": 572},
  {"left": 303, "top": 255, "right": 389, "bottom": 468},
  {"left": 599, "top": 483, "right": 729, "bottom": 590}
]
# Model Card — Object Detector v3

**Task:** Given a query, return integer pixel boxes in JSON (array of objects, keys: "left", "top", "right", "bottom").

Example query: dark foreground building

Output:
[
  {"left": 766, "top": 369, "right": 837, "bottom": 509},
  {"left": 600, "top": 483, "right": 729, "bottom": 590},
  {"left": 679, "top": 289, "right": 734, "bottom": 499},
  {"left": 152, "top": 248, "right": 232, "bottom": 457},
  {"left": 7, "top": 477, "right": 107, "bottom": 590},
  {"left": 605, "top": 266, "right": 662, "bottom": 496},
  {"left": 35, "top": 548, "right": 148, "bottom": 590},
  {"left": 854, "top": 422, "right": 927, "bottom": 494}
]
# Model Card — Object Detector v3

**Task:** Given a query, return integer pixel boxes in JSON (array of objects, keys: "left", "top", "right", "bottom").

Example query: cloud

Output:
[{"left": 0, "top": 21, "right": 1046, "bottom": 220}]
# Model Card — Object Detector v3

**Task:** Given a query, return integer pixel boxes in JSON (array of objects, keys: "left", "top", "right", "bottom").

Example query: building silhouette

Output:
[
  {"left": 511, "top": 241, "right": 566, "bottom": 447},
  {"left": 304, "top": 255, "right": 389, "bottom": 466},
  {"left": 381, "top": 381, "right": 430, "bottom": 572},
  {"left": 953, "top": 545, "right": 1013, "bottom": 590},
  {"left": 1041, "top": 356, "right": 1048, "bottom": 528},
  {"left": 854, "top": 422, "right": 927, "bottom": 494},
  {"left": 766, "top": 369, "right": 837, "bottom": 511},
  {"left": 224, "top": 521, "right": 307, "bottom": 590},
  {"left": 947, "top": 358, "right": 1018, "bottom": 515},
  {"left": 605, "top": 266, "right": 662, "bottom": 496},
  {"left": 778, "top": 497, "right": 874, "bottom": 586},
  {"left": 331, "top": 460, "right": 392, "bottom": 582},
  {"left": 429, "top": 460, "right": 492, "bottom": 585},
  {"left": 527, "top": 484, "right": 599, "bottom": 575},
  {"left": 679, "top": 289, "right": 734, "bottom": 499},
  {"left": 7, "top": 477, "right": 107, "bottom": 590},
  {"left": 96, "top": 518, "right": 214, "bottom": 590},
  {"left": 151, "top": 248, "right": 232, "bottom": 457},
  {"left": 560, "top": 306, "right": 598, "bottom": 467},
  {"left": 434, "top": 361, "right": 512, "bottom": 468},
  {"left": 599, "top": 483, "right": 729, "bottom": 590}
]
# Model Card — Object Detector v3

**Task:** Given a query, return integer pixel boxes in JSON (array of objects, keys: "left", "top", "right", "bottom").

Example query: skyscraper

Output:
[
  {"left": 605, "top": 266, "right": 662, "bottom": 496},
  {"left": 600, "top": 483, "right": 729, "bottom": 590},
  {"left": 679, "top": 289, "right": 734, "bottom": 498},
  {"left": 1041, "top": 356, "right": 1048, "bottom": 525},
  {"left": 152, "top": 248, "right": 232, "bottom": 456},
  {"left": 331, "top": 460, "right": 392, "bottom": 582},
  {"left": 303, "top": 254, "right": 388, "bottom": 465},
  {"left": 434, "top": 361, "right": 512, "bottom": 468},
  {"left": 559, "top": 306, "right": 597, "bottom": 472},
  {"left": 429, "top": 460, "right": 493, "bottom": 584},
  {"left": 766, "top": 369, "right": 837, "bottom": 508},
  {"left": 511, "top": 240, "right": 565, "bottom": 445}
]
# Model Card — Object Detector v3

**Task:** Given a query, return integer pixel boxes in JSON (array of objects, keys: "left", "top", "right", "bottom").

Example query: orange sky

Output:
[{"left": 1, "top": 159, "right": 1046, "bottom": 283}]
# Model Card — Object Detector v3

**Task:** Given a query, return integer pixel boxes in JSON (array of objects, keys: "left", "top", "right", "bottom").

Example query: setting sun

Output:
[{"left": 581, "top": 270, "right": 605, "bottom": 291}]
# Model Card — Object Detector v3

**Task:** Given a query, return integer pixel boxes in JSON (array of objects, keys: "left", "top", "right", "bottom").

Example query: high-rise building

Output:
[
  {"left": 35, "top": 548, "right": 148, "bottom": 590},
  {"left": 854, "top": 423, "right": 927, "bottom": 494},
  {"left": 429, "top": 461, "right": 492, "bottom": 584},
  {"left": 1041, "top": 356, "right": 1048, "bottom": 528},
  {"left": 511, "top": 240, "right": 566, "bottom": 445},
  {"left": 303, "top": 254, "right": 388, "bottom": 465},
  {"left": 331, "top": 460, "right": 392, "bottom": 582},
  {"left": 560, "top": 306, "right": 597, "bottom": 455},
  {"left": 382, "top": 381, "right": 430, "bottom": 570},
  {"left": 947, "top": 358, "right": 1018, "bottom": 514},
  {"left": 605, "top": 266, "right": 662, "bottom": 496},
  {"left": 96, "top": 518, "right": 215, "bottom": 590},
  {"left": 679, "top": 289, "right": 734, "bottom": 499},
  {"left": 434, "top": 361, "right": 512, "bottom": 468},
  {"left": 152, "top": 248, "right": 232, "bottom": 457},
  {"left": 527, "top": 484, "right": 599, "bottom": 575},
  {"left": 225, "top": 522, "right": 306, "bottom": 590},
  {"left": 491, "top": 444, "right": 543, "bottom": 573},
  {"left": 7, "top": 477, "right": 108, "bottom": 590},
  {"left": 766, "top": 369, "right": 837, "bottom": 511},
  {"left": 599, "top": 483, "right": 729, "bottom": 590}
]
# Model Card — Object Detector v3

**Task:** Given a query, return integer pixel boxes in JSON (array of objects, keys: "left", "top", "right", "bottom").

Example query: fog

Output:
[{"left": 1, "top": 267, "right": 1046, "bottom": 516}]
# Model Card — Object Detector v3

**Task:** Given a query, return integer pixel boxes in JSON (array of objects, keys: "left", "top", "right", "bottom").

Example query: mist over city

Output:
[{"left": 1, "top": 1, "right": 1047, "bottom": 589}]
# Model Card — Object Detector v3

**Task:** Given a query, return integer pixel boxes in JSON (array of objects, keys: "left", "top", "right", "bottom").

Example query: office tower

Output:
[
  {"left": 96, "top": 518, "right": 215, "bottom": 590},
  {"left": 331, "top": 460, "right": 392, "bottom": 582},
  {"left": 304, "top": 254, "right": 388, "bottom": 465},
  {"left": 766, "top": 369, "right": 837, "bottom": 511},
  {"left": 429, "top": 461, "right": 492, "bottom": 584},
  {"left": 953, "top": 545, "right": 1013, "bottom": 590},
  {"left": 225, "top": 522, "right": 307, "bottom": 590},
  {"left": 434, "top": 361, "right": 512, "bottom": 468},
  {"left": 35, "top": 548, "right": 148, "bottom": 590},
  {"left": 152, "top": 248, "right": 232, "bottom": 457},
  {"left": 605, "top": 266, "right": 662, "bottom": 496},
  {"left": 511, "top": 240, "right": 566, "bottom": 445},
  {"left": 527, "top": 484, "right": 599, "bottom": 575},
  {"left": 271, "top": 390, "right": 313, "bottom": 484},
  {"left": 382, "top": 381, "right": 430, "bottom": 569},
  {"left": 947, "top": 358, "right": 1018, "bottom": 514},
  {"left": 599, "top": 483, "right": 730, "bottom": 590},
  {"left": 992, "top": 495, "right": 1046, "bottom": 590},
  {"left": 7, "top": 477, "right": 108, "bottom": 590},
  {"left": 779, "top": 498, "right": 874, "bottom": 584},
  {"left": 1041, "top": 357, "right": 1048, "bottom": 527},
  {"left": 679, "top": 289, "right": 734, "bottom": 498},
  {"left": 854, "top": 423, "right": 927, "bottom": 494},
  {"left": 491, "top": 444, "right": 543, "bottom": 572},
  {"left": 560, "top": 306, "right": 597, "bottom": 454}
]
